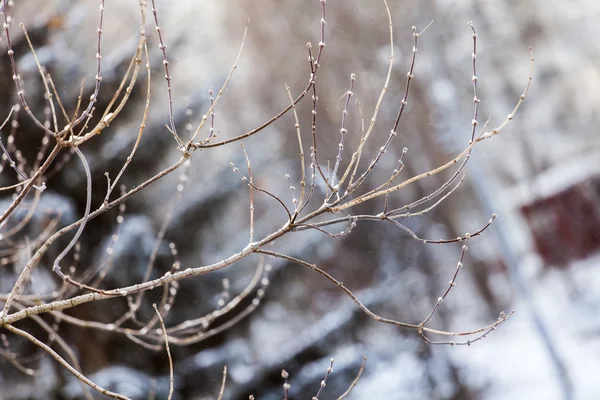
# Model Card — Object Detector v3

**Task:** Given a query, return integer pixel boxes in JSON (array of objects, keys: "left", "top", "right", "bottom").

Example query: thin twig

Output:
[
  {"left": 104, "top": 38, "right": 151, "bottom": 205},
  {"left": 153, "top": 304, "right": 173, "bottom": 400},
  {"left": 217, "top": 366, "right": 227, "bottom": 400},
  {"left": 53, "top": 148, "right": 92, "bottom": 279},
  {"left": 20, "top": 24, "right": 59, "bottom": 133},
  {"left": 150, "top": 0, "right": 183, "bottom": 147},
  {"left": 282, "top": 369, "right": 291, "bottom": 400},
  {"left": 0, "top": 107, "right": 44, "bottom": 191},
  {"left": 285, "top": 83, "right": 305, "bottom": 221},
  {"left": 337, "top": 356, "right": 366, "bottom": 400},
  {"left": 3, "top": 324, "right": 131, "bottom": 400},
  {"left": 241, "top": 145, "right": 255, "bottom": 243},
  {"left": 230, "top": 160, "right": 292, "bottom": 221},
  {"left": 330, "top": 73, "right": 355, "bottom": 190},
  {"left": 314, "top": 358, "right": 334, "bottom": 400},
  {"left": 190, "top": 21, "right": 250, "bottom": 144}
]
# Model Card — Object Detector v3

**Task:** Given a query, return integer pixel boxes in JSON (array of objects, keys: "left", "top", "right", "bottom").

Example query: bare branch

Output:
[
  {"left": 3, "top": 324, "right": 131, "bottom": 400},
  {"left": 217, "top": 366, "right": 227, "bottom": 400},
  {"left": 153, "top": 304, "right": 173, "bottom": 400},
  {"left": 337, "top": 356, "right": 366, "bottom": 400}
]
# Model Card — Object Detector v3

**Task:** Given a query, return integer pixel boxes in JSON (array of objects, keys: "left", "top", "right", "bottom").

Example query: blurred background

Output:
[{"left": 1, "top": 0, "right": 600, "bottom": 399}]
